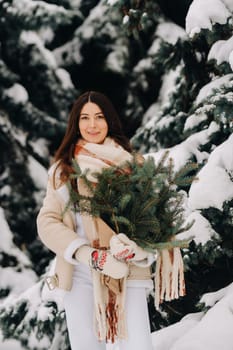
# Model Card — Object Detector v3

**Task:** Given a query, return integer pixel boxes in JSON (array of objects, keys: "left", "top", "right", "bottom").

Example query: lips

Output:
[{"left": 87, "top": 132, "right": 100, "bottom": 136}]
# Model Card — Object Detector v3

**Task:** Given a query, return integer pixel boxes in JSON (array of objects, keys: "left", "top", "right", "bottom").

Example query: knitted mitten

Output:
[
  {"left": 110, "top": 233, "right": 154, "bottom": 267},
  {"left": 75, "top": 245, "right": 129, "bottom": 279}
]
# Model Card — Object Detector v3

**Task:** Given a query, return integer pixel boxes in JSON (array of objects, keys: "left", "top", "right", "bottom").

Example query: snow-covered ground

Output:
[{"left": 1, "top": 282, "right": 233, "bottom": 349}]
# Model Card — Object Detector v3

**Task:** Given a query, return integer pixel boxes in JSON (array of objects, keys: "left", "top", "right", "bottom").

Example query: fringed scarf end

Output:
[
  {"left": 154, "top": 247, "right": 186, "bottom": 310},
  {"left": 93, "top": 272, "right": 128, "bottom": 344}
]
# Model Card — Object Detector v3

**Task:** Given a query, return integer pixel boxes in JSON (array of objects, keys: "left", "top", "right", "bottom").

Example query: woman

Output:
[{"left": 37, "top": 91, "right": 154, "bottom": 350}]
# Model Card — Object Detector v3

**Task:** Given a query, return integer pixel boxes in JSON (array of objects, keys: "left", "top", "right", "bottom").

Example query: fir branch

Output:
[
  {"left": 174, "top": 162, "right": 199, "bottom": 187},
  {"left": 66, "top": 155, "right": 197, "bottom": 251}
]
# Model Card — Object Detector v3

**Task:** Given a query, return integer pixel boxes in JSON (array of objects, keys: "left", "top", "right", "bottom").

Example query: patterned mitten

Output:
[
  {"left": 75, "top": 245, "right": 129, "bottom": 279},
  {"left": 110, "top": 233, "right": 154, "bottom": 267}
]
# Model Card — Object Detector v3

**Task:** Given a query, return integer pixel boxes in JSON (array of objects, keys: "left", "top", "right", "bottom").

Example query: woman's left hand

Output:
[{"left": 110, "top": 233, "right": 153, "bottom": 266}]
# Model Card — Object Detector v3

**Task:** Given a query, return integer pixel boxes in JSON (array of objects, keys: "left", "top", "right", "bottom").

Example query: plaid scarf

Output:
[{"left": 74, "top": 137, "right": 132, "bottom": 343}]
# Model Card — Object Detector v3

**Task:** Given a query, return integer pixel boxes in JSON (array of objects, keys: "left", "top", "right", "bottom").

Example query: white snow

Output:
[
  {"left": 148, "top": 130, "right": 233, "bottom": 214},
  {"left": 0, "top": 208, "right": 37, "bottom": 296},
  {"left": 147, "top": 121, "right": 220, "bottom": 171},
  {"left": 27, "top": 155, "right": 48, "bottom": 190},
  {"left": 141, "top": 65, "right": 183, "bottom": 125},
  {"left": 0, "top": 267, "right": 37, "bottom": 296},
  {"left": 55, "top": 68, "right": 74, "bottom": 89},
  {"left": 68, "top": 0, "right": 82, "bottom": 9},
  {"left": 229, "top": 50, "right": 233, "bottom": 70},
  {"left": 177, "top": 211, "right": 219, "bottom": 245},
  {"left": 20, "top": 30, "right": 57, "bottom": 69},
  {"left": 28, "top": 137, "right": 50, "bottom": 159},
  {"left": 2, "top": 280, "right": 233, "bottom": 350},
  {"left": 11, "top": 0, "right": 67, "bottom": 17},
  {"left": 186, "top": 0, "right": 231, "bottom": 37},
  {"left": 222, "top": 0, "right": 233, "bottom": 12},
  {"left": 151, "top": 312, "right": 203, "bottom": 350},
  {"left": 167, "top": 283, "right": 233, "bottom": 350},
  {"left": 194, "top": 74, "right": 233, "bottom": 105},
  {"left": 158, "top": 66, "right": 183, "bottom": 108},
  {"left": 157, "top": 115, "right": 175, "bottom": 129},
  {"left": 107, "top": 0, "right": 119, "bottom": 5},
  {"left": 148, "top": 40, "right": 162, "bottom": 56},
  {"left": 0, "top": 184, "right": 11, "bottom": 197},
  {"left": 184, "top": 112, "right": 207, "bottom": 131},
  {"left": 105, "top": 44, "right": 129, "bottom": 73},
  {"left": 189, "top": 134, "right": 233, "bottom": 210},
  {"left": 142, "top": 102, "right": 162, "bottom": 124},
  {"left": 208, "top": 36, "right": 233, "bottom": 67},
  {"left": 75, "top": 1, "right": 110, "bottom": 40},
  {"left": 156, "top": 22, "right": 186, "bottom": 45},
  {"left": 0, "top": 207, "right": 28, "bottom": 257},
  {"left": 4, "top": 83, "right": 28, "bottom": 104},
  {"left": 53, "top": 38, "right": 83, "bottom": 66},
  {"left": 0, "top": 111, "right": 28, "bottom": 146},
  {"left": 37, "top": 26, "right": 54, "bottom": 45},
  {"left": 147, "top": 23, "right": 185, "bottom": 57},
  {"left": 134, "top": 57, "right": 153, "bottom": 73},
  {"left": 0, "top": 331, "right": 24, "bottom": 350},
  {"left": 123, "top": 15, "right": 129, "bottom": 25}
]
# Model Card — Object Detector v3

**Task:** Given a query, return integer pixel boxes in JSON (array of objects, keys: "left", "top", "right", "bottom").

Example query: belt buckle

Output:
[{"left": 45, "top": 274, "right": 58, "bottom": 291}]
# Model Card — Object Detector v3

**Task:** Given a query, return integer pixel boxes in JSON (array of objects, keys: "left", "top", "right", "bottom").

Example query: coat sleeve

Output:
[{"left": 37, "top": 177, "right": 89, "bottom": 263}]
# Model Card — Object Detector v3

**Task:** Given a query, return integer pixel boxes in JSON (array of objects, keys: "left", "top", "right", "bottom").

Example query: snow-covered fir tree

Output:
[
  {"left": 0, "top": 0, "right": 233, "bottom": 349},
  {"left": 131, "top": 0, "right": 233, "bottom": 343}
]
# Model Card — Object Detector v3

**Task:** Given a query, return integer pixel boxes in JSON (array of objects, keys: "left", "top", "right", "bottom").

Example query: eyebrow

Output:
[{"left": 80, "top": 112, "right": 104, "bottom": 116}]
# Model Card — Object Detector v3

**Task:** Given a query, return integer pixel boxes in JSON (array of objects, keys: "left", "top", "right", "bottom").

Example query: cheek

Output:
[
  {"left": 78, "top": 124, "right": 86, "bottom": 138},
  {"left": 103, "top": 121, "right": 108, "bottom": 131},
  {"left": 79, "top": 121, "right": 85, "bottom": 131},
  {"left": 103, "top": 125, "right": 108, "bottom": 135}
]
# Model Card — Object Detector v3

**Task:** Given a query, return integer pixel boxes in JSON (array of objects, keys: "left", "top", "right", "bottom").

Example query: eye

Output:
[
  {"left": 80, "top": 115, "right": 88, "bottom": 120},
  {"left": 96, "top": 114, "right": 105, "bottom": 119}
]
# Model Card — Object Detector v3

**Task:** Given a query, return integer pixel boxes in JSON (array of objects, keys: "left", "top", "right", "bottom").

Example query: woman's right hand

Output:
[{"left": 75, "top": 245, "right": 129, "bottom": 279}]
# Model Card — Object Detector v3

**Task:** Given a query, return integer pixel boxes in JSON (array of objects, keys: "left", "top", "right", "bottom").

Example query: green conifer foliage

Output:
[
  {"left": 122, "top": 0, "right": 233, "bottom": 330},
  {"left": 0, "top": 282, "right": 70, "bottom": 350},
  {"left": 67, "top": 154, "right": 196, "bottom": 251},
  {"left": 0, "top": 0, "right": 80, "bottom": 134}
]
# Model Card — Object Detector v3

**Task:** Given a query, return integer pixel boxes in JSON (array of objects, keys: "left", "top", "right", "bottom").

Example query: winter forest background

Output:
[{"left": 0, "top": 0, "right": 233, "bottom": 349}]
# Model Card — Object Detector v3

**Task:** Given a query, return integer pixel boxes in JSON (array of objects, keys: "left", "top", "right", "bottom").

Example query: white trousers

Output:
[{"left": 64, "top": 265, "right": 153, "bottom": 350}]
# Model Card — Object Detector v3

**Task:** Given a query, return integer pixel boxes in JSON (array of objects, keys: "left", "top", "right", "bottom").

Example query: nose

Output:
[{"left": 89, "top": 116, "right": 96, "bottom": 128}]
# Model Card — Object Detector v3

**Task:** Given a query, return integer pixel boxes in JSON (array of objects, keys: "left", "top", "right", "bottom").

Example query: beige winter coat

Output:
[{"left": 37, "top": 170, "right": 152, "bottom": 291}]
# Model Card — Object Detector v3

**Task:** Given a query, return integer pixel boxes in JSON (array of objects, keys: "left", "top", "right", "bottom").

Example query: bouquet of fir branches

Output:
[{"left": 67, "top": 152, "right": 196, "bottom": 252}]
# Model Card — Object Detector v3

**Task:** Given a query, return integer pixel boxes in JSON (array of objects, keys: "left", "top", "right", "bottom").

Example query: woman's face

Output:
[{"left": 79, "top": 102, "right": 108, "bottom": 144}]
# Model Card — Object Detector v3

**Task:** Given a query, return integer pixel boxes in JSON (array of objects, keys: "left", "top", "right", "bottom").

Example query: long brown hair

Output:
[{"left": 53, "top": 91, "right": 132, "bottom": 185}]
